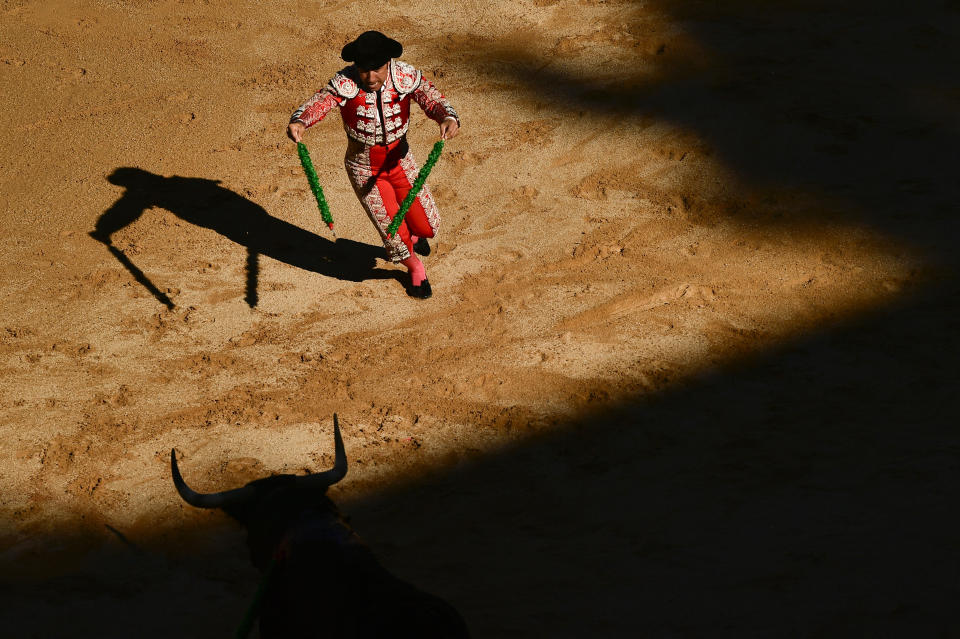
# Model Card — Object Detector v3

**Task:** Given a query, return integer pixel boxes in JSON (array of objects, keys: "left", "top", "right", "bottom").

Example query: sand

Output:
[{"left": 1, "top": 0, "right": 959, "bottom": 635}]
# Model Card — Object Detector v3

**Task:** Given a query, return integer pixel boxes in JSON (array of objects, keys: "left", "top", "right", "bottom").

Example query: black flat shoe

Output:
[
  {"left": 407, "top": 279, "right": 432, "bottom": 299},
  {"left": 413, "top": 237, "right": 431, "bottom": 256}
]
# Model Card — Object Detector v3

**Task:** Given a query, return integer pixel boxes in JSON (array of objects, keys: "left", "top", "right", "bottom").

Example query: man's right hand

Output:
[{"left": 287, "top": 121, "right": 305, "bottom": 143}]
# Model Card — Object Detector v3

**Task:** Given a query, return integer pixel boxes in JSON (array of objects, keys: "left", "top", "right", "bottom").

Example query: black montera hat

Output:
[{"left": 341, "top": 31, "right": 403, "bottom": 70}]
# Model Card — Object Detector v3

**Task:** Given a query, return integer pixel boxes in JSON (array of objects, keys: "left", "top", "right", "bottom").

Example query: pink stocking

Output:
[{"left": 401, "top": 256, "right": 426, "bottom": 286}]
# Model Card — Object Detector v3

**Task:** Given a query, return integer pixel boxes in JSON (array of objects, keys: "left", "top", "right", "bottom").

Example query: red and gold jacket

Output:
[{"left": 291, "top": 59, "right": 459, "bottom": 147}]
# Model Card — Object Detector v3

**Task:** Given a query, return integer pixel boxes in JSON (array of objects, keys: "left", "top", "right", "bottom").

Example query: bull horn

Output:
[
  {"left": 170, "top": 449, "right": 257, "bottom": 509},
  {"left": 297, "top": 414, "right": 348, "bottom": 489}
]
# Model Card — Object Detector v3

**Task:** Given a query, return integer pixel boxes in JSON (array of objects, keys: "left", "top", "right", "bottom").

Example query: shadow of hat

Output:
[{"left": 107, "top": 167, "right": 157, "bottom": 187}]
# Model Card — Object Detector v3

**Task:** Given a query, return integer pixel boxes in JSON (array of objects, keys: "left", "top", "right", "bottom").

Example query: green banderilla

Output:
[
  {"left": 297, "top": 142, "right": 334, "bottom": 231},
  {"left": 386, "top": 139, "right": 444, "bottom": 238}
]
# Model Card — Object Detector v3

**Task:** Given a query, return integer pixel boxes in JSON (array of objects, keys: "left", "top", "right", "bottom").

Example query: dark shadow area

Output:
[
  {"left": 3, "top": 276, "right": 957, "bottom": 636},
  {"left": 344, "top": 275, "right": 960, "bottom": 636},
  {"left": 91, "top": 168, "right": 398, "bottom": 309},
  {"left": 474, "top": 0, "right": 960, "bottom": 254},
  {"left": 0, "top": 519, "right": 255, "bottom": 638}
]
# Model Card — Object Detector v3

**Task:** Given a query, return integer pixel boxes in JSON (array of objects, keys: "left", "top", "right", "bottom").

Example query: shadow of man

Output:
[{"left": 90, "top": 167, "right": 396, "bottom": 309}]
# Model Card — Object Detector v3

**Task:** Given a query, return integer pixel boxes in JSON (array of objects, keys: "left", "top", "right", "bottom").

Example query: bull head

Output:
[
  {"left": 171, "top": 414, "right": 347, "bottom": 508},
  {"left": 170, "top": 415, "right": 349, "bottom": 569}
]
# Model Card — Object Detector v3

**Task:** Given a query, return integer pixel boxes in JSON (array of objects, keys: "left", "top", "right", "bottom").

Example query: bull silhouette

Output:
[{"left": 170, "top": 416, "right": 470, "bottom": 638}]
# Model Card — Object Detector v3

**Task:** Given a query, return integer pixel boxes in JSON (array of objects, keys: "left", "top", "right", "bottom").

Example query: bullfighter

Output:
[{"left": 287, "top": 31, "right": 461, "bottom": 299}]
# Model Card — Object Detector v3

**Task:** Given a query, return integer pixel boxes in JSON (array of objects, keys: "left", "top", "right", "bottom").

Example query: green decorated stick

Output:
[
  {"left": 297, "top": 142, "right": 335, "bottom": 232},
  {"left": 387, "top": 140, "right": 445, "bottom": 238}
]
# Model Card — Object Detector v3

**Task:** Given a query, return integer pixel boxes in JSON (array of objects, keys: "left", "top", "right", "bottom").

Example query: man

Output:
[{"left": 287, "top": 31, "right": 460, "bottom": 299}]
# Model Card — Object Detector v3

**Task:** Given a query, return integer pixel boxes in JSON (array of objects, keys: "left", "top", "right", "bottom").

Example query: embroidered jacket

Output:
[{"left": 291, "top": 60, "right": 459, "bottom": 146}]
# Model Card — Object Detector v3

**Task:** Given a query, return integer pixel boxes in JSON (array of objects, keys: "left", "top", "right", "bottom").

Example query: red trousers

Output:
[{"left": 344, "top": 137, "right": 440, "bottom": 262}]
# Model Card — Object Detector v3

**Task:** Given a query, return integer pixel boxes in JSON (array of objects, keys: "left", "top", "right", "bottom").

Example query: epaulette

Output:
[
  {"left": 389, "top": 59, "right": 422, "bottom": 95},
  {"left": 329, "top": 68, "right": 359, "bottom": 99}
]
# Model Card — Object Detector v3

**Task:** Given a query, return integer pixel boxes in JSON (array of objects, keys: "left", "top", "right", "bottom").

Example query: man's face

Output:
[{"left": 357, "top": 62, "right": 389, "bottom": 92}]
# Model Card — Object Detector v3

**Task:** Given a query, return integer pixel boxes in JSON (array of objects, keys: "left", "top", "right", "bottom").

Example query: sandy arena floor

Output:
[{"left": 1, "top": 0, "right": 959, "bottom": 636}]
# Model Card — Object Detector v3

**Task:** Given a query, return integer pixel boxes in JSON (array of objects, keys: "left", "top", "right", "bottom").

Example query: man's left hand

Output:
[{"left": 440, "top": 118, "right": 460, "bottom": 140}]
